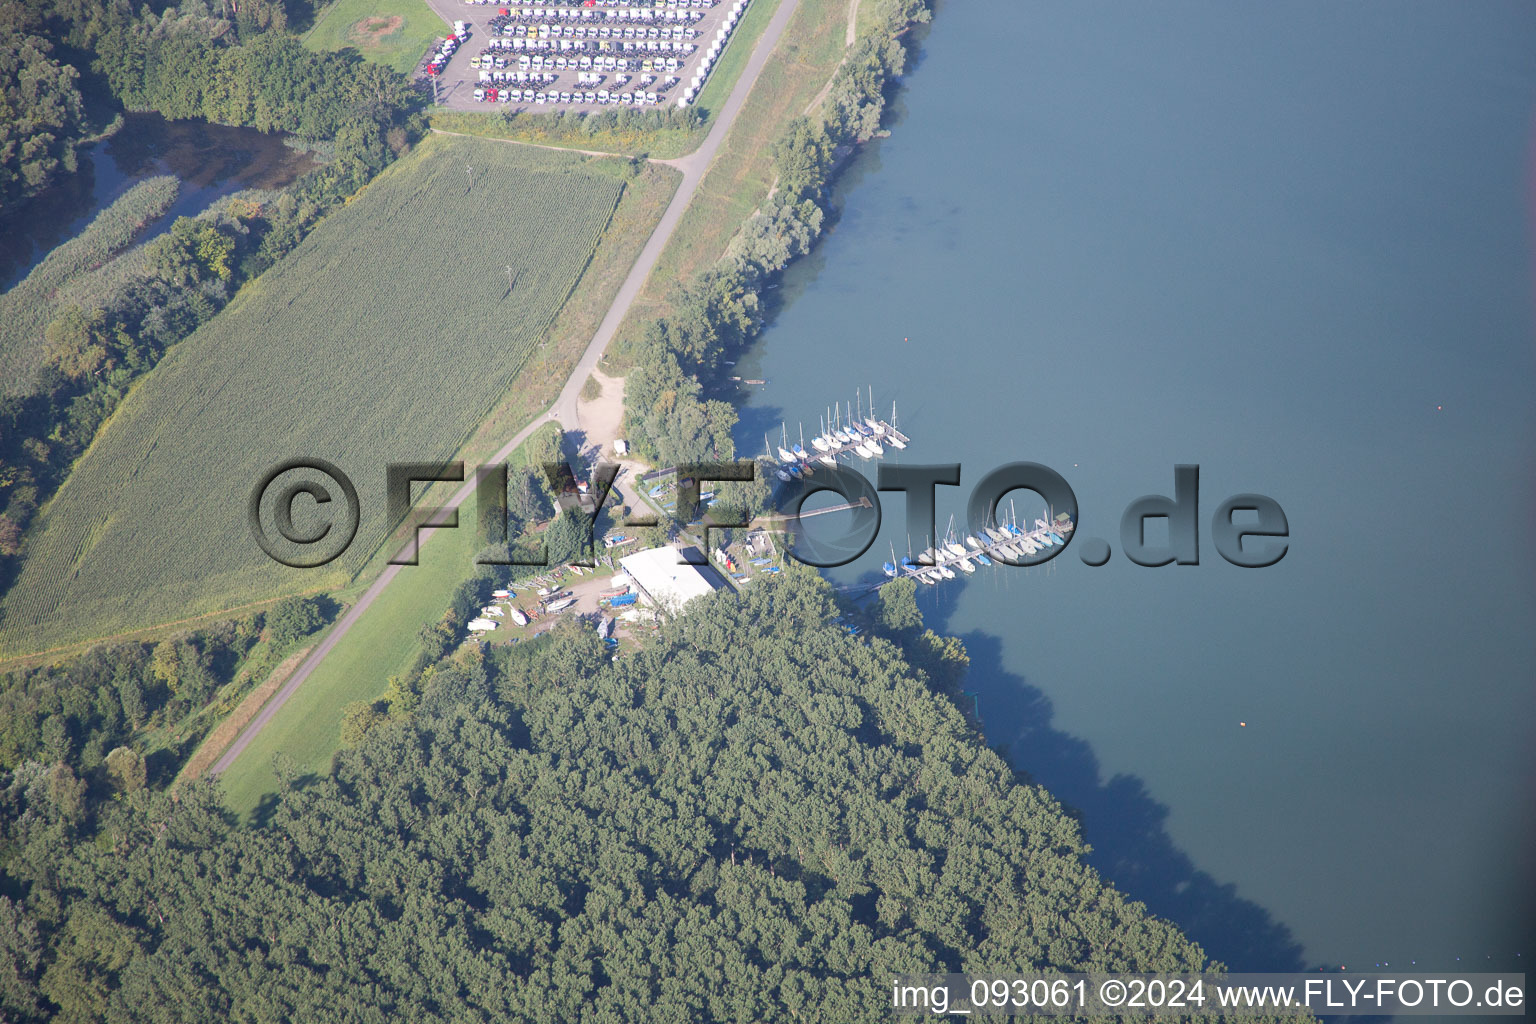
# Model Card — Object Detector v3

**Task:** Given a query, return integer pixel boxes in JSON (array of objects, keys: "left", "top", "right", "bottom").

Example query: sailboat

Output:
[
  {"left": 811, "top": 418, "right": 831, "bottom": 452},
  {"left": 884, "top": 401, "right": 907, "bottom": 449},
  {"left": 777, "top": 424, "right": 795, "bottom": 464},
  {"left": 864, "top": 386, "right": 882, "bottom": 432}
]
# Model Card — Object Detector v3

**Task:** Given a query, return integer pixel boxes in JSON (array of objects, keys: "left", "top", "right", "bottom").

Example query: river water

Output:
[
  {"left": 0, "top": 113, "right": 316, "bottom": 291},
  {"left": 736, "top": 0, "right": 1535, "bottom": 973}
]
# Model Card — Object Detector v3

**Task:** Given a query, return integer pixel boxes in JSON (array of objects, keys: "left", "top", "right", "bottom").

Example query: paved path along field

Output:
[{"left": 211, "top": 0, "right": 803, "bottom": 778}]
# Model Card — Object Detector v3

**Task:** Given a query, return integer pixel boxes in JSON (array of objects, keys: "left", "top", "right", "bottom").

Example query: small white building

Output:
[
  {"left": 619, "top": 546, "right": 720, "bottom": 615},
  {"left": 613, "top": 439, "right": 629, "bottom": 456}
]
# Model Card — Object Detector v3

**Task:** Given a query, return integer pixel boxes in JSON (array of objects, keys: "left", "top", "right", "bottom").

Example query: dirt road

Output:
[{"left": 211, "top": 0, "right": 804, "bottom": 778}]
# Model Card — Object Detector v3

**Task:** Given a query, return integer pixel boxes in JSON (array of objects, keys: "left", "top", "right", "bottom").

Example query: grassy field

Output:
[
  {"left": 303, "top": 0, "right": 444, "bottom": 74},
  {"left": 218, "top": 502, "right": 483, "bottom": 817},
  {"left": 0, "top": 176, "right": 180, "bottom": 393},
  {"left": 692, "top": 0, "right": 783, "bottom": 117},
  {"left": 611, "top": 0, "right": 854, "bottom": 357},
  {"left": 427, "top": 111, "right": 703, "bottom": 161},
  {"left": 0, "top": 135, "right": 637, "bottom": 659},
  {"left": 218, "top": 420, "right": 567, "bottom": 815}
]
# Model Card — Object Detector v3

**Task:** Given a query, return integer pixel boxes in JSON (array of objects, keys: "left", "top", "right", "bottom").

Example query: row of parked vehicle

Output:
[
  {"left": 498, "top": 22, "right": 700, "bottom": 39},
  {"left": 464, "top": 0, "right": 717, "bottom": 10},
  {"left": 483, "top": 51, "right": 682, "bottom": 73},
  {"left": 473, "top": 86, "right": 666, "bottom": 106},
  {"left": 480, "top": 67, "right": 675, "bottom": 89},
  {"left": 422, "top": 28, "right": 469, "bottom": 78},
  {"left": 479, "top": 70, "right": 560, "bottom": 86},
  {"left": 487, "top": 39, "right": 695, "bottom": 58}
]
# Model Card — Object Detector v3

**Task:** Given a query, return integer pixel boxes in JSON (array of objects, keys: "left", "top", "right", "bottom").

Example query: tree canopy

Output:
[
  {"left": 0, "top": 2, "right": 88, "bottom": 213},
  {"left": 0, "top": 573, "right": 1301, "bottom": 1023}
]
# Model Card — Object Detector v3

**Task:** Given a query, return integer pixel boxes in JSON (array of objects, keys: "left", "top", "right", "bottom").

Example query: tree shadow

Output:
[
  {"left": 313, "top": 593, "right": 344, "bottom": 627},
  {"left": 942, "top": 625, "right": 1309, "bottom": 971},
  {"left": 248, "top": 770, "right": 322, "bottom": 828},
  {"left": 145, "top": 745, "right": 188, "bottom": 790}
]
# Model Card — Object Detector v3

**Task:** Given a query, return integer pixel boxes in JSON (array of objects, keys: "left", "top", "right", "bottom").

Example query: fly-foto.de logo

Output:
[{"left": 249, "top": 460, "right": 1287, "bottom": 572}]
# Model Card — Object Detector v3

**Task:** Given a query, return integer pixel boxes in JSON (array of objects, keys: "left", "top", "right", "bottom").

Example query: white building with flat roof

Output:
[{"left": 619, "top": 546, "right": 720, "bottom": 614}]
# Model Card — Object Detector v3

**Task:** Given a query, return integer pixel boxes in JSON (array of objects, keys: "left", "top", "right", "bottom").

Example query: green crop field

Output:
[
  {"left": 303, "top": 0, "right": 445, "bottom": 75},
  {"left": 0, "top": 135, "right": 627, "bottom": 658}
]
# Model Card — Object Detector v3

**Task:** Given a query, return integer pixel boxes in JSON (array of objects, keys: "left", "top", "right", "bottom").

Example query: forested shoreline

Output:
[
  {"left": 1, "top": 573, "right": 1305, "bottom": 1023},
  {"left": 623, "top": 0, "right": 930, "bottom": 466}
]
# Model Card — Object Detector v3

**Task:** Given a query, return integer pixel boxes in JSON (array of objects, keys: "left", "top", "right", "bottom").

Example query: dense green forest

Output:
[{"left": 0, "top": 573, "right": 1291, "bottom": 1022}]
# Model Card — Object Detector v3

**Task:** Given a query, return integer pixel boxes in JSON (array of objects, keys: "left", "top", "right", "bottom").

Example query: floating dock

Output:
[
  {"left": 883, "top": 513, "right": 1077, "bottom": 587},
  {"left": 765, "top": 416, "right": 911, "bottom": 482}
]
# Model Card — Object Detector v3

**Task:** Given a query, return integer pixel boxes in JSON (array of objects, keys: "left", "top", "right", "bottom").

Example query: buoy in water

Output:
[{"left": 1239, "top": 721, "right": 1247, "bottom": 727}]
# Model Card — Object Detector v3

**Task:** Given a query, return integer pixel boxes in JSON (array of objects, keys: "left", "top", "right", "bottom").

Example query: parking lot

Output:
[{"left": 420, "top": 0, "right": 752, "bottom": 112}]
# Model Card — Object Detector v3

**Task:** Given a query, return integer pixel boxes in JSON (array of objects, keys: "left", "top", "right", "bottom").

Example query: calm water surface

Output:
[
  {"left": 736, "top": 0, "right": 1535, "bottom": 973},
  {"left": 0, "top": 113, "right": 316, "bottom": 290}
]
